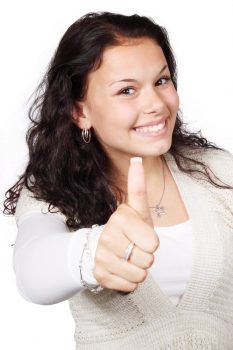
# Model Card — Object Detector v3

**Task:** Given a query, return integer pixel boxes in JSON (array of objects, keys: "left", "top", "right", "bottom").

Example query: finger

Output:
[
  {"left": 127, "top": 157, "right": 153, "bottom": 227},
  {"left": 99, "top": 249, "right": 147, "bottom": 283},
  {"left": 104, "top": 273, "right": 138, "bottom": 293},
  {"left": 109, "top": 258, "right": 147, "bottom": 284},
  {"left": 93, "top": 265, "right": 137, "bottom": 292},
  {"left": 126, "top": 244, "right": 155, "bottom": 269},
  {"left": 100, "top": 225, "right": 155, "bottom": 268},
  {"left": 109, "top": 206, "right": 159, "bottom": 253}
]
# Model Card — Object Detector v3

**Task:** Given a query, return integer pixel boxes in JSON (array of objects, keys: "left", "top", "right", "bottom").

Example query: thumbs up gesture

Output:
[{"left": 93, "top": 157, "right": 160, "bottom": 293}]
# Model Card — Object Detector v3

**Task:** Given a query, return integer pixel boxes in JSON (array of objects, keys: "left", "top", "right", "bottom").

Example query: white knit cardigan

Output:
[
  {"left": 68, "top": 148, "right": 233, "bottom": 349},
  {"left": 15, "top": 147, "right": 233, "bottom": 349}
]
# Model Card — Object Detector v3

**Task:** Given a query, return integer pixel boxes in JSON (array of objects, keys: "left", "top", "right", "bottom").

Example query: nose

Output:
[{"left": 142, "top": 87, "right": 166, "bottom": 115}]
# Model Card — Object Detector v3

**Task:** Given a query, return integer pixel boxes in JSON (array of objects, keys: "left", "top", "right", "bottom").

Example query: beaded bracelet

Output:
[{"left": 79, "top": 224, "right": 104, "bottom": 294}]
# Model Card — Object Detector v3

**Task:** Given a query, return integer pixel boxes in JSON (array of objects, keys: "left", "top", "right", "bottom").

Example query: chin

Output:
[{"left": 141, "top": 140, "right": 172, "bottom": 158}]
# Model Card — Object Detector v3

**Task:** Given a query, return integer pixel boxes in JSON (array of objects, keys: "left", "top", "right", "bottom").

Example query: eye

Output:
[
  {"left": 156, "top": 75, "right": 171, "bottom": 86},
  {"left": 119, "top": 86, "right": 135, "bottom": 95}
]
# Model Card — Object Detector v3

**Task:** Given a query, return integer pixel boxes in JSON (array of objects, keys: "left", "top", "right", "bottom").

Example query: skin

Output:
[
  {"left": 74, "top": 37, "right": 179, "bottom": 192},
  {"left": 73, "top": 37, "right": 181, "bottom": 292}
]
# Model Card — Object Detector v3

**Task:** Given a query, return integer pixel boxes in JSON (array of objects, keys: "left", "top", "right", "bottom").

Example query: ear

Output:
[{"left": 71, "top": 102, "right": 92, "bottom": 130}]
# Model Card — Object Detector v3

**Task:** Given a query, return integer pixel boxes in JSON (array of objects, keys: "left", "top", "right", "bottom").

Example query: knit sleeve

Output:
[
  {"left": 15, "top": 185, "right": 67, "bottom": 225},
  {"left": 203, "top": 148, "right": 233, "bottom": 187},
  {"left": 200, "top": 148, "right": 233, "bottom": 225}
]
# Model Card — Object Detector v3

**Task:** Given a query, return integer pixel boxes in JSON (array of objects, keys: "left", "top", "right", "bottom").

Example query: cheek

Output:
[
  {"left": 93, "top": 99, "right": 137, "bottom": 131},
  {"left": 89, "top": 99, "right": 137, "bottom": 135},
  {"left": 111, "top": 101, "right": 138, "bottom": 128},
  {"left": 164, "top": 88, "right": 180, "bottom": 114},
  {"left": 173, "top": 92, "right": 180, "bottom": 111}
]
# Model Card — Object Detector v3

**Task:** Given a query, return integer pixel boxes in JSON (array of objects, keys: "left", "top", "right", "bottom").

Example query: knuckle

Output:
[
  {"left": 136, "top": 269, "right": 147, "bottom": 282},
  {"left": 93, "top": 267, "right": 102, "bottom": 281},
  {"left": 130, "top": 283, "right": 138, "bottom": 292},
  {"left": 120, "top": 282, "right": 138, "bottom": 293},
  {"left": 141, "top": 269, "right": 148, "bottom": 281},
  {"left": 95, "top": 249, "right": 104, "bottom": 263},
  {"left": 99, "top": 232, "right": 110, "bottom": 246},
  {"left": 151, "top": 236, "right": 160, "bottom": 252},
  {"left": 147, "top": 253, "right": 155, "bottom": 268},
  {"left": 93, "top": 267, "right": 107, "bottom": 285},
  {"left": 141, "top": 254, "right": 154, "bottom": 268}
]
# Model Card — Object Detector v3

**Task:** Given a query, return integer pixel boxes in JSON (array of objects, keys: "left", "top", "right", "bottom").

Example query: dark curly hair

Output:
[{"left": 3, "top": 11, "right": 233, "bottom": 230}]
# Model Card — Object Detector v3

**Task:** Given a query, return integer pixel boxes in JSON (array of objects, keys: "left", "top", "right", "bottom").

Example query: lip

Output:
[
  {"left": 132, "top": 118, "right": 168, "bottom": 138},
  {"left": 133, "top": 116, "right": 168, "bottom": 129}
]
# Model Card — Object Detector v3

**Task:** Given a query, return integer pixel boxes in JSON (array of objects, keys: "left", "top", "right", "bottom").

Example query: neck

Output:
[{"left": 109, "top": 154, "right": 165, "bottom": 201}]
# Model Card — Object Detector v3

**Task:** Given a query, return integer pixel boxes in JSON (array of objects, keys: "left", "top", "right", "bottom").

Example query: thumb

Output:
[{"left": 127, "top": 157, "right": 153, "bottom": 227}]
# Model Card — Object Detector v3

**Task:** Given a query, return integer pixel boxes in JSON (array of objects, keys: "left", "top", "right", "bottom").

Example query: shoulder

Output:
[
  {"left": 166, "top": 146, "right": 233, "bottom": 186},
  {"left": 194, "top": 147, "right": 233, "bottom": 186},
  {"left": 15, "top": 186, "right": 66, "bottom": 225}
]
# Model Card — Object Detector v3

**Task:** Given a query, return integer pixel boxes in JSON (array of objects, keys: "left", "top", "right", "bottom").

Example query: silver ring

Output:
[{"left": 124, "top": 242, "right": 135, "bottom": 261}]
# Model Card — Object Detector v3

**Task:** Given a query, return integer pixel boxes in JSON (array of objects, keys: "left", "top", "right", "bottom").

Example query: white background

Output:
[{"left": 1, "top": 0, "right": 233, "bottom": 349}]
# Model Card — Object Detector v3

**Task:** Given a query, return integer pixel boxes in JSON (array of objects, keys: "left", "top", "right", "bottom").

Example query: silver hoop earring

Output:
[{"left": 82, "top": 128, "right": 91, "bottom": 143}]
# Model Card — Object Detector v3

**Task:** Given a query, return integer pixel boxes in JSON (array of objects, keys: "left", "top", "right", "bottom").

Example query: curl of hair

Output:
[{"left": 3, "top": 12, "right": 233, "bottom": 230}]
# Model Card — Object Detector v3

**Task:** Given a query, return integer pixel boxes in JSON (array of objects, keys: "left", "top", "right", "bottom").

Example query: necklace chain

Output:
[{"left": 149, "top": 158, "right": 166, "bottom": 218}]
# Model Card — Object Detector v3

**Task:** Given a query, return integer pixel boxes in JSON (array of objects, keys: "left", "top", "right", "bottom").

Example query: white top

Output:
[
  {"left": 65, "top": 149, "right": 233, "bottom": 349},
  {"left": 152, "top": 220, "right": 193, "bottom": 306},
  {"left": 13, "top": 208, "right": 193, "bottom": 306}
]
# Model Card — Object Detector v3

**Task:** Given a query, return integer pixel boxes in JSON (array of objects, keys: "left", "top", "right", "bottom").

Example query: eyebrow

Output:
[{"left": 108, "top": 64, "right": 168, "bottom": 86}]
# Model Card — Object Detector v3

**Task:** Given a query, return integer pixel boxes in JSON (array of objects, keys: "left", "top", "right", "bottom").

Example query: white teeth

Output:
[{"left": 135, "top": 121, "right": 165, "bottom": 133}]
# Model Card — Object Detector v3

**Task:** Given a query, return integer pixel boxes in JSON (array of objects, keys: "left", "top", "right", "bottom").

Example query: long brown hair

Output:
[{"left": 3, "top": 12, "right": 233, "bottom": 230}]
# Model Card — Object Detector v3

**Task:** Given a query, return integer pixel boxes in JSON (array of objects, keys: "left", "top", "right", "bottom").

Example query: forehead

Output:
[{"left": 87, "top": 38, "right": 167, "bottom": 87}]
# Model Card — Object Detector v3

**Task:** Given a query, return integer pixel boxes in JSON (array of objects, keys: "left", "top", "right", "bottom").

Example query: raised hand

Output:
[{"left": 93, "top": 157, "right": 160, "bottom": 293}]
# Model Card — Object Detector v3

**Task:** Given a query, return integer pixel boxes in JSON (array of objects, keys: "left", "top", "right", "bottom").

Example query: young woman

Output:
[{"left": 4, "top": 11, "right": 233, "bottom": 349}]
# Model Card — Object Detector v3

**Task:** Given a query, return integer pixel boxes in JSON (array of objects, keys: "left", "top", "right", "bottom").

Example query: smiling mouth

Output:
[{"left": 134, "top": 121, "right": 166, "bottom": 133}]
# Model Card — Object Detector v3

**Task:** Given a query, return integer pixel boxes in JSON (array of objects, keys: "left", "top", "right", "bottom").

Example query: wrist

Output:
[{"left": 79, "top": 224, "right": 104, "bottom": 294}]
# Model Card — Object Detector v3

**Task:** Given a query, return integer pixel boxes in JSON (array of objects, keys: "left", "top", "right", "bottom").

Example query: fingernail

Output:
[{"left": 130, "top": 157, "right": 142, "bottom": 164}]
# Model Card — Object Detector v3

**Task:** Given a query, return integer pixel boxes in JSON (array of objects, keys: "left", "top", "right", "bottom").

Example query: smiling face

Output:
[{"left": 74, "top": 37, "right": 179, "bottom": 166}]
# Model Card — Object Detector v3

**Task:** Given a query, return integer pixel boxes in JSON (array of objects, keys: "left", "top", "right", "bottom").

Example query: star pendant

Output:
[{"left": 154, "top": 205, "right": 166, "bottom": 218}]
